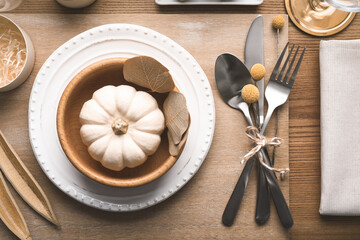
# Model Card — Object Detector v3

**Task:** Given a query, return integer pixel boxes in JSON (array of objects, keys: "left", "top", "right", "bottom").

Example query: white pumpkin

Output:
[{"left": 79, "top": 85, "right": 165, "bottom": 171}]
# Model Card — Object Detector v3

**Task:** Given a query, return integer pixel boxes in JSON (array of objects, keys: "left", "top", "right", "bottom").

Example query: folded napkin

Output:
[{"left": 320, "top": 39, "right": 360, "bottom": 216}]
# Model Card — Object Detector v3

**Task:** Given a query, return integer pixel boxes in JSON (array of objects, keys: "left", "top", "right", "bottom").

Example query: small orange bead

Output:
[
  {"left": 250, "top": 63, "right": 266, "bottom": 81},
  {"left": 272, "top": 15, "right": 285, "bottom": 29},
  {"left": 241, "top": 84, "right": 259, "bottom": 104}
]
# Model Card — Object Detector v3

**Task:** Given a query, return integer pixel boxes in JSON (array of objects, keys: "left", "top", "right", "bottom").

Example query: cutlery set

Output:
[{"left": 215, "top": 15, "right": 305, "bottom": 228}]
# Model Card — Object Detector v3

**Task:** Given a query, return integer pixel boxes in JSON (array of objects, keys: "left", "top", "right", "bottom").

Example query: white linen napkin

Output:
[{"left": 320, "top": 39, "right": 360, "bottom": 216}]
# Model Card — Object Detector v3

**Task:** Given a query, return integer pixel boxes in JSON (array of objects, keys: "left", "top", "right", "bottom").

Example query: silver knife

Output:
[
  {"left": 245, "top": 15, "right": 264, "bottom": 126},
  {"left": 244, "top": 15, "right": 270, "bottom": 225}
]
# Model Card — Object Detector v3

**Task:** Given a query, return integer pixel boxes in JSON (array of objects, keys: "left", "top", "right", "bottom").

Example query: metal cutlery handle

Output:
[
  {"left": 249, "top": 103, "right": 271, "bottom": 225},
  {"left": 238, "top": 102, "right": 270, "bottom": 225},
  {"left": 260, "top": 105, "right": 276, "bottom": 135},
  {"left": 263, "top": 164, "right": 293, "bottom": 228},
  {"left": 255, "top": 150, "right": 270, "bottom": 224},
  {"left": 260, "top": 105, "right": 293, "bottom": 228},
  {"left": 241, "top": 101, "right": 292, "bottom": 228},
  {"left": 222, "top": 157, "right": 256, "bottom": 226},
  {"left": 260, "top": 145, "right": 293, "bottom": 228},
  {"left": 238, "top": 102, "right": 252, "bottom": 125}
]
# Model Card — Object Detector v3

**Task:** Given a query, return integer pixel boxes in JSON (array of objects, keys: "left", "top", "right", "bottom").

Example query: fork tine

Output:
[
  {"left": 287, "top": 47, "right": 306, "bottom": 88},
  {"left": 282, "top": 46, "right": 300, "bottom": 83},
  {"left": 270, "top": 42, "right": 289, "bottom": 81},
  {"left": 277, "top": 44, "right": 295, "bottom": 82}
]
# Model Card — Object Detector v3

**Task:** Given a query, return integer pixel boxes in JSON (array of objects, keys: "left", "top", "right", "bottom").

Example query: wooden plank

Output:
[
  {"left": 288, "top": 17, "right": 360, "bottom": 240},
  {"left": 0, "top": 13, "right": 288, "bottom": 239}
]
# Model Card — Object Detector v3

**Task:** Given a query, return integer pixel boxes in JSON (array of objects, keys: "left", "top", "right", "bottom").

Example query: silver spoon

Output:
[{"left": 215, "top": 53, "right": 270, "bottom": 226}]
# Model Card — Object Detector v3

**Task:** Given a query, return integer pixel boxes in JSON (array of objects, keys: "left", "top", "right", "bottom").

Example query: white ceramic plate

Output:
[
  {"left": 28, "top": 24, "right": 215, "bottom": 211},
  {"left": 155, "top": 0, "right": 263, "bottom": 5}
]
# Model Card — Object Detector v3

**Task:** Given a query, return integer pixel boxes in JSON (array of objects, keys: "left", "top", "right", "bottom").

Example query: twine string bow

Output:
[{"left": 241, "top": 126, "right": 290, "bottom": 174}]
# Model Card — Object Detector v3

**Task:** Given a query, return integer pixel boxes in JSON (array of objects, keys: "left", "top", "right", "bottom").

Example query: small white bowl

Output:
[{"left": 0, "top": 15, "right": 35, "bottom": 92}]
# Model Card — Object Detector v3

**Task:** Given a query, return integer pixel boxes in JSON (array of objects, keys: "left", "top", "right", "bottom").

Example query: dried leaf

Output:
[
  {"left": 0, "top": 171, "right": 31, "bottom": 240},
  {"left": 123, "top": 56, "right": 175, "bottom": 93},
  {"left": 168, "top": 126, "right": 189, "bottom": 156},
  {"left": 163, "top": 92, "right": 190, "bottom": 145},
  {"left": 0, "top": 131, "right": 59, "bottom": 226}
]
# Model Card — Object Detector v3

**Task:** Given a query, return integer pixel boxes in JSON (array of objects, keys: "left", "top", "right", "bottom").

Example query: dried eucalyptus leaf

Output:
[
  {"left": 123, "top": 56, "right": 175, "bottom": 93},
  {"left": 169, "top": 129, "right": 189, "bottom": 156},
  {"left": 163, "top": 92, "right": 190, "bottom": 145}
]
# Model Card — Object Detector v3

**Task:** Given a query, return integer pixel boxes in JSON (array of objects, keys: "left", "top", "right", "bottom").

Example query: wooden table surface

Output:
[{"left": 4, "top": 0, "right": 360, "bottom": 239}]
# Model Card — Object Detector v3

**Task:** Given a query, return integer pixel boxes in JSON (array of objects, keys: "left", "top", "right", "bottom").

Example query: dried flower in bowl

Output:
[{"left": 0, "top": 28, "right": 26, "bottom": 86}]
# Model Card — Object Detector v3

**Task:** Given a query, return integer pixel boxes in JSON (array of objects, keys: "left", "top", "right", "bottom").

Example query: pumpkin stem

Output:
[{"left": 112, "top": 118, "right": 128, "bottom": 135}]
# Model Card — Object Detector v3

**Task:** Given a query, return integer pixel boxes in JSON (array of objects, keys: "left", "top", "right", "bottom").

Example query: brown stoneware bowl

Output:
[{"left": 57, "top": 58, "right": 178, "bottom": 187}]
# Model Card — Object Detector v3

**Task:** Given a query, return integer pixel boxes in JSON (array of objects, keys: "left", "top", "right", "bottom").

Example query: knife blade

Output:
[
  {"left": 245, "top": 15, "right": 264, "bottom": 126},
  {"left": 244, "top": 15, "right": 270, "bottom": 225}
]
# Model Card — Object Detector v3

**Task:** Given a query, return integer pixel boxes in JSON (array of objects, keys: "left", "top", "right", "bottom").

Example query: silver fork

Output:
[
  {"left": 258, "top": 42, "right": 305, "bottom": 229},
  {"left": 261, "top": 43, "right": 306, "bottom": 135}
]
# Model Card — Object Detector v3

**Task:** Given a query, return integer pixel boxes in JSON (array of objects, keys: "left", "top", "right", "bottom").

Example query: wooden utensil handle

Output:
[{"left": 222, "top": 157, "right": 255, "bottom": 227}]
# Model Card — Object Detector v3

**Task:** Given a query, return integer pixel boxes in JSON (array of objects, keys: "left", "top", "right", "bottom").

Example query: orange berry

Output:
[{"left": 242, "top": 84, "right": 259, "bottom": 104}]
